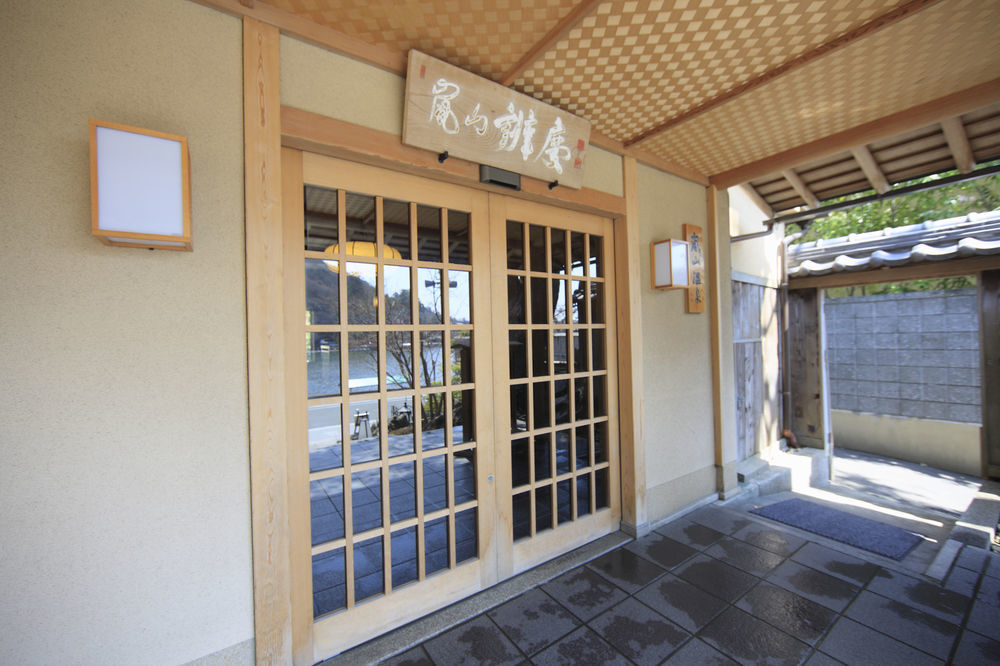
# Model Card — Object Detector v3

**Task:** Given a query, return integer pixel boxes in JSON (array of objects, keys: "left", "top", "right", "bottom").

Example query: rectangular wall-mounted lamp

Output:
[
  {"left": 89, "top": 119, "right": 192, "bottom": 250},
  {"left": 650, "top": 238, "right": 690, "bottom": 289}
]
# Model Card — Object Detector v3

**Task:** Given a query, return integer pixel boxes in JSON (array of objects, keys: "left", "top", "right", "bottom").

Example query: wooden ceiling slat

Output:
[
  {"left": 799, "top": 156, "right": 861, "bottom": 186},
  {"left": 870, "top": 132, "right": 947, "bottom": 164},
  {"left": 940, "top": 117, "right": 976, "bottom": 173},
  {"left": 883, "top": 157, "right": 958, "bottom": 184},
  {"left": 880, "top": 147, "right": 953, "bottom": 178},
  {"left": 811, "top": 175, "right": 876, "bottom": 202}
]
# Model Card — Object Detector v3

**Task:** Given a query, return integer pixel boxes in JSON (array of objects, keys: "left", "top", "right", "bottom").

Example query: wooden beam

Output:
[
  {"left": 499, "top": 0, "right": 602, "bottom": 86},
  {"left": 193, "top": 0, "right": 407, "bottom": 73},
  {"left": 244, "top": 16, "right": 293, "bottom": 665},
  {"left": 623, "top": 0, "right": 944, "bottom": 147},
  {"left": 625, "top": 146, "right": 709, "bottom": 186},
  {"left": 782, "top": 169, "right": 820, "bottom": 208},
  {"left": 711, "top": 77, "right": 1000, "bottom": 188},
  {"left": 737, "top": 183, "right": 774, "bottom": 218},
  {"left": 850, "top": 145, "right": 890, "bottom": 194},
  {"left": 281, "top": 105, "right": 628, "bottom": 217},
  {"left": 788, "top": 254, "right": 1000, "bottom": 290},
  {"left": 941, "top": 116, "right": 976, "bottom": 174}
]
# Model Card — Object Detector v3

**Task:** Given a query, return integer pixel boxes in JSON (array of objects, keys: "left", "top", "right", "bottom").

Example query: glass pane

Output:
[
  {"left": 577, "top": 475, "right": 592, "bottom": 517},
  {"left": 386, "top": 331, "right": 412, "bottom": 391},
  {"left": 530, "top": 277, "right": 548, "bottom": 325},
  {"left": 593, "top": 375, "right": 607, "bottom": 417},
  {"left": 596, "top": 468, "right": 609, "bottom": 509},
  {"left": 345, "top": 192, "right": 376, "bottom": 245},
  {"left": 307, "top": 332, "right": 341, "bottom": 398},
  {"left": 384, "top": 265, "right": 412, "bottom": 325},
  {"left": 310, "top": 476, "right": 345, "bottom": 545},
  {"left": 425, "top": 517, "right": 449, "bottom": 575},
  {"left": 452, "top": 390, "right": 475, "bottom": 443},
  {"left": 419, "top": 331, "right": 444, "bottom": 387},
  {"left": 453, "top": 449, "right": 476, "bottom": 504},
  {"left": 571, "top": 280, "right": 586, "bottom": 324},
  {"left": 354, "top": 535, "right": 383, "bottom": 602},
  {"left": 554, "top": 379, "right": 570, "bottom": 426},
  {"left": 532, "top": 330, "right": 549, "bottom": 377},
  {"left": 417, "top": 205, "right": 442, "bottom": 262},
  {"left": 589, "top": 283, "right": 604, "bottom": 324},
  {"left": 418, "top": 268, "right": 444, "bottom": 324},
  {"left": 509, "top": 331, "right": 527, "bottom": 379},
  {"left": 349, "top": 398, "right": 380, "bottom": 464},
  {"left": 594, "top": 421, "right": 608, "bottom": 463},
  {"left": 592, "top": 329, "right": 606, "bottom": 371},
  {"left": 506, "top": 220, "right": 524, "bottom": 270},
  {"left": 423, "top": 454, "right": 448, "bottom": 513},
  {"left": 529, "top": 224, "right": 546, "bottom": 272},
  {"left": 555, "top": 429, "right": 571, "bottom": 475},
  {"left": 386, "top": 395, "right": 414, "bottom": 456},
  {"left": 304, "top": 185, "right": 338, "bottom": 253},
  {"left": 553, "top": 329, "right": 569, "bottom": 375},
  {"left": 573, "top": 329, "right": 588, "bottom": 373},
  {"left": 513, "top": 491, "right": 531, "bottom": 540},
  {"left": 309, "top": 403, "right": 342, "bottom": 472},
  {"left": 552, "top": 278, "right": 567, "bottom": 324},
  {"left": 389, "top": 461, "right": 416, "bottom": 523},
  {"left": 346, "top": 262, "right": 377, "bottom": 325},
  {"left": 421, "top": 392, "right": 447, "bottom": 450},
  {"left": 575, "top": 425, "right": 591, "bottom": 470},
  {"left": 448, "top": 210, "right": 471, "bottom": 265},
  {"left": 511, "top": 384, "right": 528, "bottom": 433},
  {"left": 535, "top": 485, "right": 553, "bottom": 534},
  {"left": 533, "top": 381, "right": 550, "bottom": 429},
  {"left": 383, "top": 198, "right": 411, "bottom": 260},
  {"left": 312, "top": 547, "right": 345, "bottom": 618},
  {"left": 348, "top": 332, "right": 379, "bottom": 394},
  {"left": 306, "top": 259, "right": 340, "bottom": 325},
  {"left": 391, "top": 526, "right": 418, "bottom": 588},
  {"left": 511, "top": 437, "right": 530, "bottom": 487},
  {"left": 558, "top": 479, "right": 572, "bottom": 524},
  {"left": 449, "top": 270, "right": 471, "bottom": 324},
  {"left": 574, "top": 378, "right": 590, "bottom": 421},
  {"left": 507, "top": 275, "right": 525, "bottom": 325},
  {"left": 571, "top": 232, "right": 586, "bottom": 276},
  {"left": 552, "top": 229, "right": 568, "bottom": 276},
  {"left": 534, "top": 433, "right": 551, "bottom": 482},
  {"left": 589, "top": 235, "right": 604, "bottom": 278},
  {"left": 352, "top": 468, "right": 382, "bottom": 533},
  {"left": 451, "top": 331, "right": 473, "bottom": 384},
  {"left": 455, "top": 508, "right": 477, "bottom": 564}
]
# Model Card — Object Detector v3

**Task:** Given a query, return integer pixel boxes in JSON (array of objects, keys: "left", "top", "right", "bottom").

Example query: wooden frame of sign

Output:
[
  {"left": 403, "top": 50, "right": 591, "bottom": 190},
  {"left": 684, "top": 224, "right": 706, "bottom": 313}
]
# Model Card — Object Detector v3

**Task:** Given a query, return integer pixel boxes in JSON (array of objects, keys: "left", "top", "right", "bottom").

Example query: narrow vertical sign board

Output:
[
  {"left": 403, "top": 50, "right": 591, "bottom": 189},
  {"left": 684, "top": 224, "right": 706, "bottom": 313}
]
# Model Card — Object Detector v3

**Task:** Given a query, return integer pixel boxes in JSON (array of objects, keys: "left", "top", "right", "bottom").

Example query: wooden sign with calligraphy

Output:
[
  {"left": 684, "top": 224, "right": 706, "bottom": 314},
  {"left": 403, "top": 50, "right": 591, "bottom": 189}
]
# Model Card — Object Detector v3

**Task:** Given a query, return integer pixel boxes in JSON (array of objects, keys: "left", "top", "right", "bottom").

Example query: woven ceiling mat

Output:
[
  {"left": 516, "top": 0, "right": 900, "bottom": 142},
  {"left": 639, "top": 0, "right": 1000, "bottom": 178},
  {"left": 263, "top": 0, "right": 580, "bottom": 80}
]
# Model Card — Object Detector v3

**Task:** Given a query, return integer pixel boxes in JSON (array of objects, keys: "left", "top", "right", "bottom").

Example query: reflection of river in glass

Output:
[{"left": 308, "top": 346, "right": 439, "bottom": 396}]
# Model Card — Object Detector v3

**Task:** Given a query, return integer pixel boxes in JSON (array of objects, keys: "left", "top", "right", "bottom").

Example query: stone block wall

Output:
[{"left": 825, "top": 289, "right": 981, "bottom": 424}]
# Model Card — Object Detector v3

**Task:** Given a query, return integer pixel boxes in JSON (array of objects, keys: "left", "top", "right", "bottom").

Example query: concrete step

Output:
[{"left": 737, "top": 455, "right": 792, "bottom": 498}]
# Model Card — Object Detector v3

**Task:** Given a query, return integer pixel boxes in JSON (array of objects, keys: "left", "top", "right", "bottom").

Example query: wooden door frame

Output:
[{"left": 243, "top": 16, "right": 647, "bottom": 663}]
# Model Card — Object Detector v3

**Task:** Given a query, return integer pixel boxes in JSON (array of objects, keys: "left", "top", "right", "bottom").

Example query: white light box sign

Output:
[
  {"left": 89, "top": 119, "right": 192, "bottom": 250},
  {"left": 650, "top": 238, "right": 690, "bottom": 290}
]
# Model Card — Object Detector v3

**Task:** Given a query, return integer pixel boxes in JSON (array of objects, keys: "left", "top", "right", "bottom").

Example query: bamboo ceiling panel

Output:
[
  {"left": 638, "top": 0, "right": 1000, "bottom": 177},
  {"left": 262, "top": 0, "right": 580, "bottom": 79},
  {"left": 515, "top": 0, "right": 900, "bottom": 142}
]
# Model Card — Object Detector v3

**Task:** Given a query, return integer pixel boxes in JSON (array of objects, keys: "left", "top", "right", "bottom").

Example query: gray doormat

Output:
[{"left": 751, "top": 498, "right": 923, "bottom": 560}]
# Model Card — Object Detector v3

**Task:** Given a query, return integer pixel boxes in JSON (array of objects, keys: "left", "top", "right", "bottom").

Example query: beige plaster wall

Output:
[
  {"left": 728, "top": 185, "right": 783, "bottom": 286},
  {"left": 1, "top": 1, "right": 252, "bottom": 664},
  {"left": 280, "top": 36, "right": 625, "bottom": 197},
  {"left": 832, "top": 410, "right": 981, "bottom": 477},
  {"left": 636, "top": 164, "right": 719, "bottom": 510}
]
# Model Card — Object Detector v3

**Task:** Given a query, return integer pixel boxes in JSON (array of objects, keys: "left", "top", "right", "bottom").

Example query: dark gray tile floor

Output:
[{"left": 373, "top": 503, "right": 1000, "bottom": 665}]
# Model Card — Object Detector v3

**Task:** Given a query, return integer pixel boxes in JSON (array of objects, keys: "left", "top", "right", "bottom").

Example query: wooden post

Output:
[
  {"left": 980, "top": 270, "right": 1000, "bottom": 479},
  {"left": 786, "top": 288, "right": 828, "bottom": 451},
  {"left": 244, "top": 16, "right": 293, "bottom": 665}
]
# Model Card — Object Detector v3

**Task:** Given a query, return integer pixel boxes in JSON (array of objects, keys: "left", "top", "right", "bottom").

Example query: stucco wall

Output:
[
  {"left": 637, "top": 164, "right": 719, "bottom": 519},
  {"left": 1, "top": 1, "right": 252, "bottom": 664},
  {"left": 280, "top": 36, "right": 625, "bottom": 197},
  {"left": 728, "top": 185, "right": 783, "bottom": 286}
]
